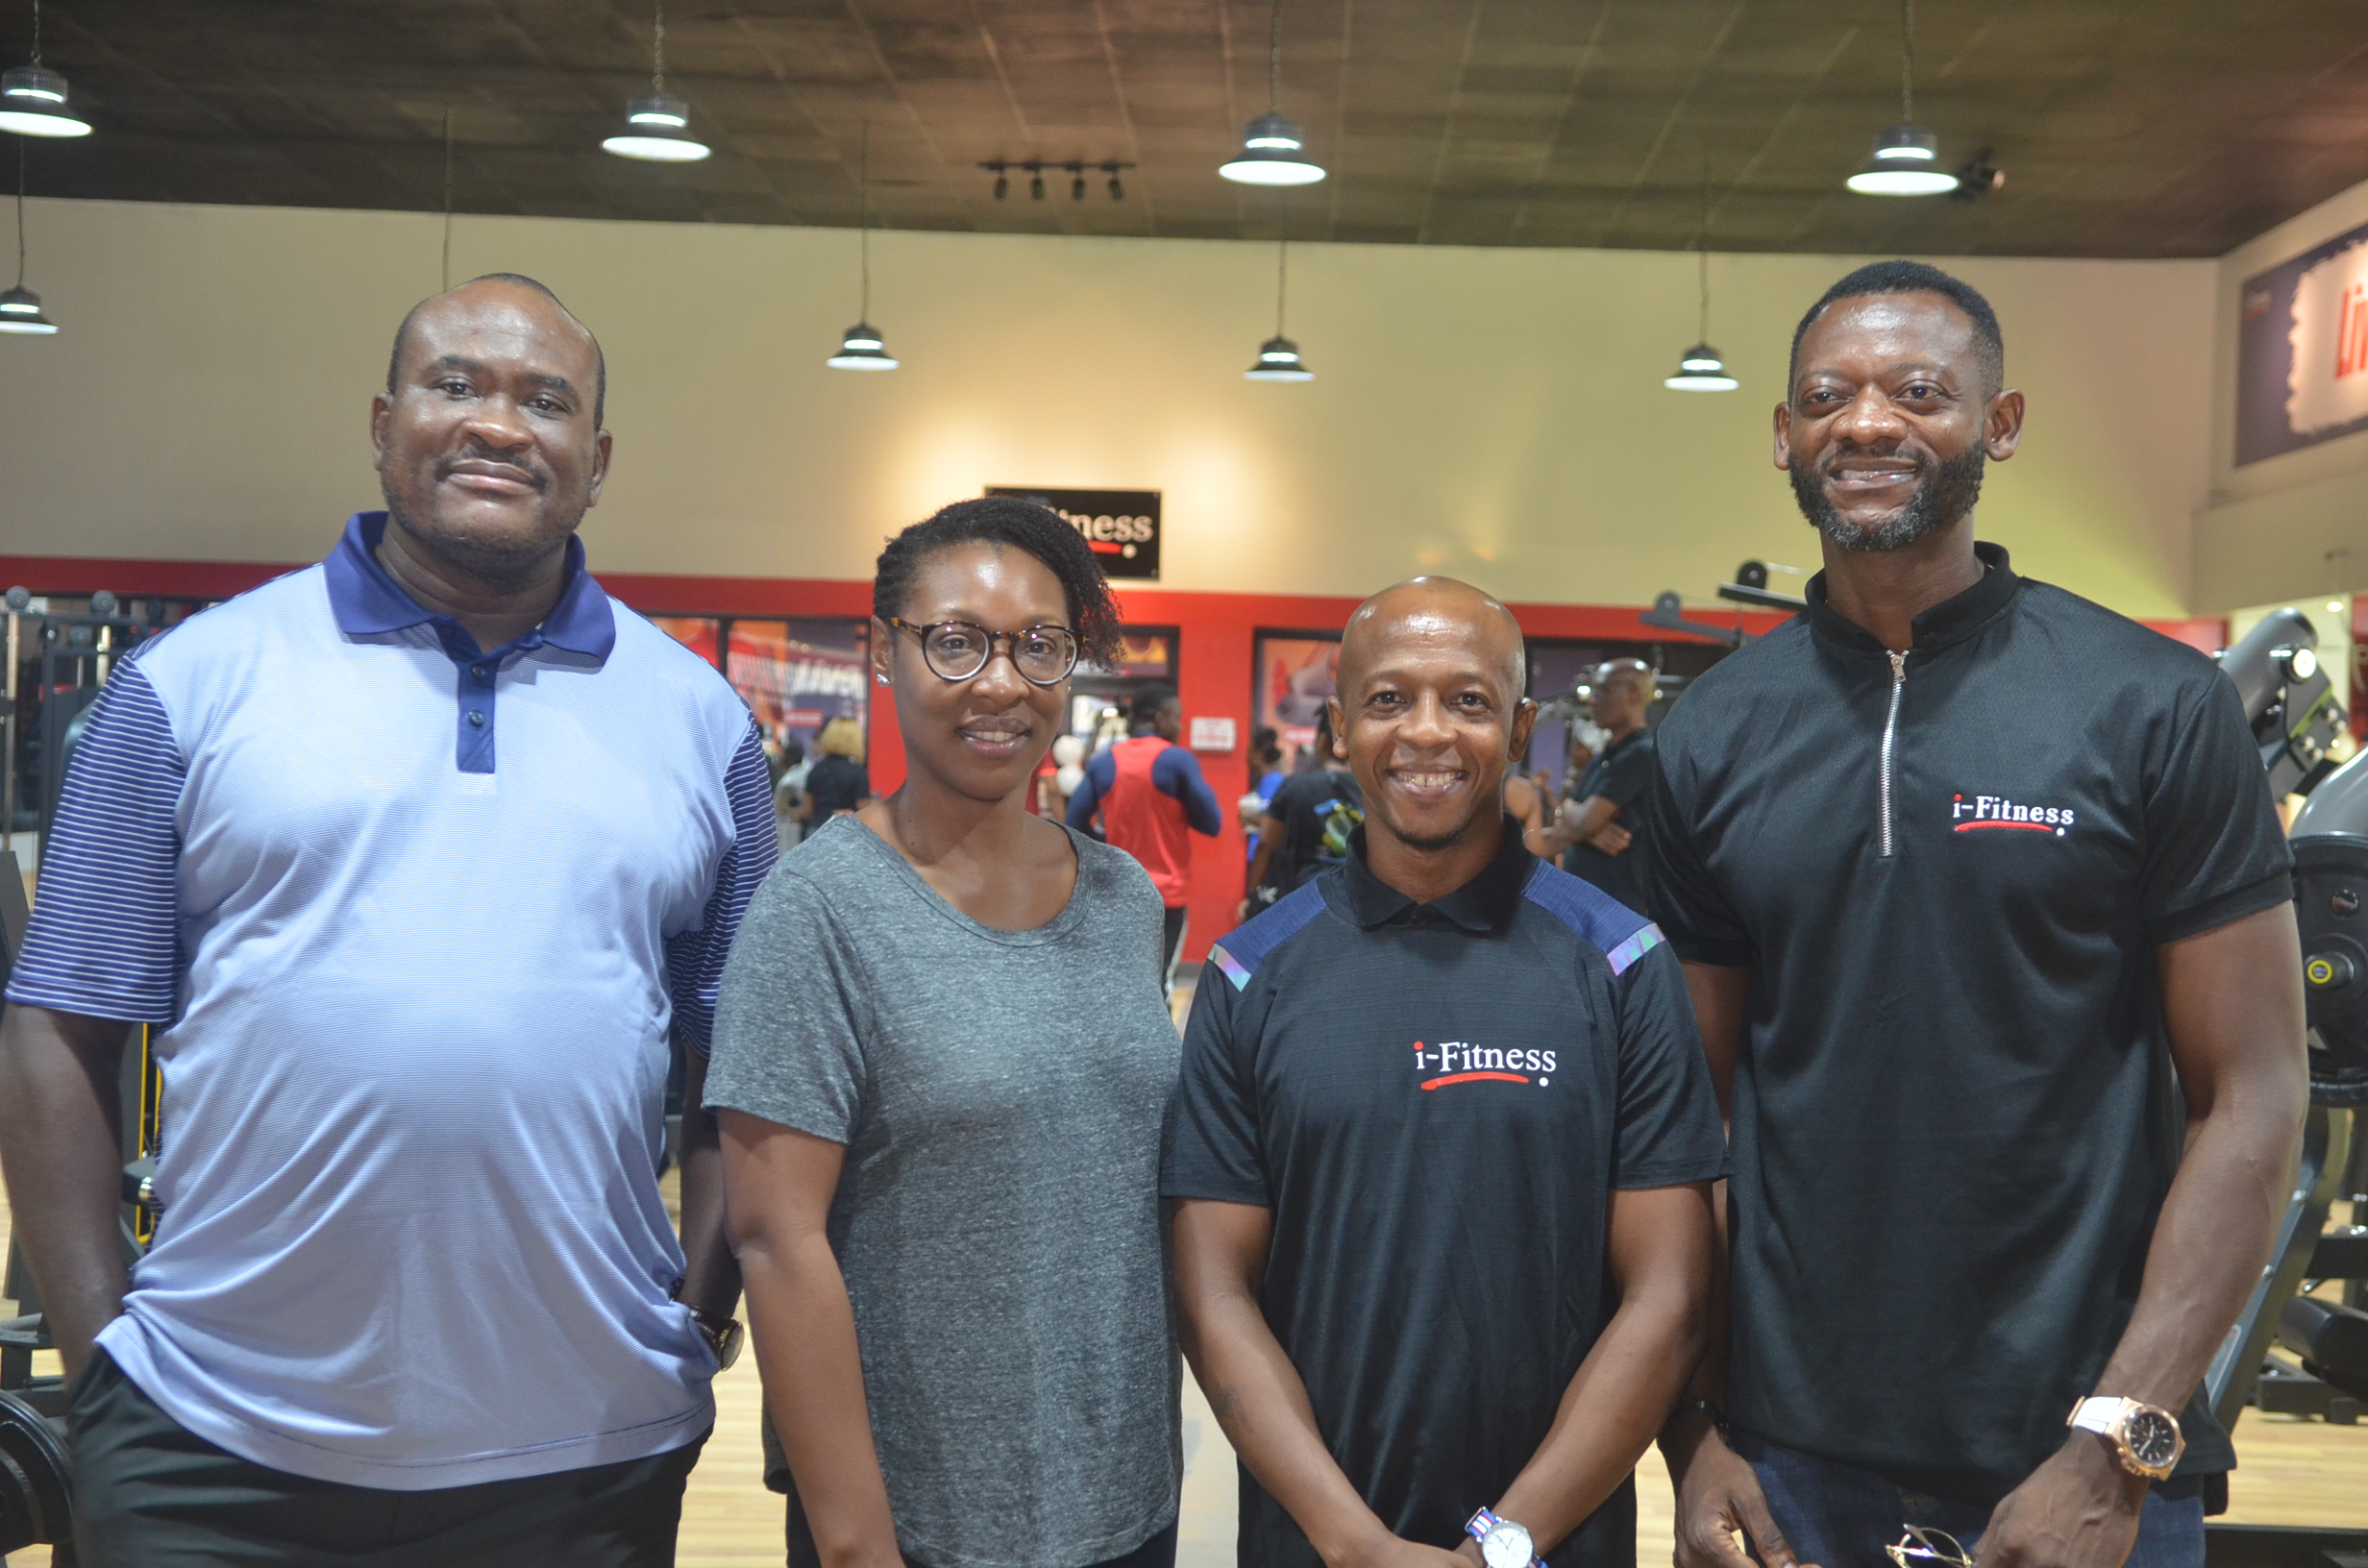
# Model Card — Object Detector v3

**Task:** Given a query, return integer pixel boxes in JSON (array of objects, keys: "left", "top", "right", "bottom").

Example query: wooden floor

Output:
[{"left": 4, "top": 1171, "right": 2363, "bottom": 1566}]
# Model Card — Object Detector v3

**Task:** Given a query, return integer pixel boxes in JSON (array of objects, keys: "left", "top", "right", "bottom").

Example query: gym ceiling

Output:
[{"left": 15, "top": 0, "right": 2368, "bottom": 258}]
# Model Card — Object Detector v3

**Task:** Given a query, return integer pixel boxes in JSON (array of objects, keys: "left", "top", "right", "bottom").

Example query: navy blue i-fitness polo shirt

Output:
[
  {"left": 1642, "top": 544, "right": 2293, "bottom": 1506},
  {"left": 1164, "top": 822, "right": 1728, "bottom": 1568},
  {"left": 7, "top": 512, "right": 777, "bottom": 1489}
]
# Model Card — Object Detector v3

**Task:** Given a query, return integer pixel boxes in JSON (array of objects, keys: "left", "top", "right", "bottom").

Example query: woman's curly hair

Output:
[{"left": 873, "top": 497, "right": 1124, "bottom": 670}]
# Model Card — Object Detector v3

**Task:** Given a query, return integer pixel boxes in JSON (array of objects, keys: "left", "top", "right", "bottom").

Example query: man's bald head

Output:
[
  {"left": 1339, "top": 577, "right": 1527, "bottom": 706},
  {"left": 387, "top": 273, "right": 605, "bottom": 427}
]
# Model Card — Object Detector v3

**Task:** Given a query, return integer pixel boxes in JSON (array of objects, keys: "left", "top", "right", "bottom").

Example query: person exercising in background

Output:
[
  {"left": 0, "top": 275, "right": 769, "bottom": 1565},
  {"left": 1068, "top": 682, "right": 1222, "bottom": 993},
  {"left": 1529, "top": 659, "right": 1654, "bottom": 909},
  {"left": 1169, "top": 577, "right": 1724, "bottom": 1568},
  {"left": 1241, "top": 706, "right": 1363, "bottom": 917},
  {"left": 1647, "top": 259, "right": 2306, "bottom": 1568}
]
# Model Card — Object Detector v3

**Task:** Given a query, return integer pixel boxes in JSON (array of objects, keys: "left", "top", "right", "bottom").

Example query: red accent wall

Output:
[{"left": 0, "top": 551, "right": 2238, "bottom": 958}]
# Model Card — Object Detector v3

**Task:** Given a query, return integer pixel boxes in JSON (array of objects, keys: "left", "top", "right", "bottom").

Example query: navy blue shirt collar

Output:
[
  {"left": 1342, "top": 815, "right": 1535, "bottom": 933},
  {"left": 324, "top": 511, "right": 615, "bottom": 661}
]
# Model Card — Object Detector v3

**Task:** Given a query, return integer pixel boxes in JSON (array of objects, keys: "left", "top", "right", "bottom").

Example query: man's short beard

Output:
[
  {"left": 382, "top": 488, "right": 578, "bottom": 594},
  {"left": 1791, "top": 445, "right": 1985, "bottom": 553}
]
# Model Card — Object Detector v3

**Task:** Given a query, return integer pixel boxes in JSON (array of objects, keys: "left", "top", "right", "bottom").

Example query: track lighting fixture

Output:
[
  {"left": 2, "top": 142, "right": 56, "bottom": 332},
  {"left": 827, "top": 125, "right": 897, "bottom": 371},
  {"left": 979, "top": 159, "right": 1133, "bottom": 203},
  {"left": 1, "top": 0, "right": 90, "bottom": 138},
  {"left": 603, "top": 0, "right": 710, "bottom": 162},
  {"left": 1244, "top": 233, "right": 1311, "bottom": 381},
  {"left": 1846, "top": 0, "right": 1956, "bottom": 196},
  {"left": 1221, "top": 2, "right": 1322, "bottom": 185}
]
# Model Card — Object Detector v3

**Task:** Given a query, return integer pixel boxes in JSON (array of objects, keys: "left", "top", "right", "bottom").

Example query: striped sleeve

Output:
[
  {"left": 5, "top": 660, "right": 186, "bottom": 1022},
  {"left": 664, "top": 720, "right": 780, "bottom": 1054}
]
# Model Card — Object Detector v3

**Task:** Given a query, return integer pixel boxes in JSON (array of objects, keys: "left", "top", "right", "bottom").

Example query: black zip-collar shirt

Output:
[{"left": 1643, "top": 543, "right": 2292, "bottom": 1504}]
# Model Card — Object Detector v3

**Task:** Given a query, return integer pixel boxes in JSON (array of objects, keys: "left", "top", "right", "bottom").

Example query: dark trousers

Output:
[
  {"left": 786, "top": 1489, "right": 1176, "bottom": 1568},
  {"left": 68, "top": 1349, "right": 706, "bottom": 1568},
  {"left": 1160, "top": 905, "right": 1190, "bottom": 999},
  {"left": 1732, "top": 1430, "right": 2205, "bottom": 1568}
]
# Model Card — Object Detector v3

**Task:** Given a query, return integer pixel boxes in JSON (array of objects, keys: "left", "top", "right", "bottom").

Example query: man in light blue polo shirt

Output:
[{"left": 0, "top": 274, "right": 775, "bottom": 1566}]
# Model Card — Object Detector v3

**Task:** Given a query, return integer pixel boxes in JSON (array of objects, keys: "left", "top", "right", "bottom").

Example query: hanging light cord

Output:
[
  {"left": 14, "top": 140, "right": 27, "bottom": 290},
  {"left": 1695, "top": 150, "right": 1712, "bottom": 342},
  {"left": 653, "top": 0, "right": 668, "bottom": 93},
  {"left": 441, "top": 105, "right": 455, "bottom": 292},
  {"left": 858, "top": 122, "right": 872, "bottom": 322},
  {"left": 1275, "top": 230, "right": 1289, "bottom": 336},
  {"left": 1267, "top": 0, "right": 1282, "bottom": 113},
  {"left": 1900, "top": 0, "right": 1915, "bottom": 123},
  {"left": 28, "top": 0, "right": 39, "bottom": 64}
]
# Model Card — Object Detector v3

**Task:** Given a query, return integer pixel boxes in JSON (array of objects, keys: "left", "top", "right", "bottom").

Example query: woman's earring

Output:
[{"left": 876, "top": 672, "right": 891, "bottom": 686}]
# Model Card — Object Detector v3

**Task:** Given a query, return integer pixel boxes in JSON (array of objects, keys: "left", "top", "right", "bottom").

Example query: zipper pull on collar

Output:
[{"left": 1879, "top": 650, "right": 1909, "bottom": 858}]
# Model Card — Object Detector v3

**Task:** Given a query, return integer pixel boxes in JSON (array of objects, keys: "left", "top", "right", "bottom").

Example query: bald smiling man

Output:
[{"left": 1164, "top": 578, "right": 1728, "bottom": 1568}]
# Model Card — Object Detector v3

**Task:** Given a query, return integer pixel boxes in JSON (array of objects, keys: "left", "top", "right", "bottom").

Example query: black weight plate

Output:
[{"left": 0, "top": 1386, "right": 70, "bottom": 1550}]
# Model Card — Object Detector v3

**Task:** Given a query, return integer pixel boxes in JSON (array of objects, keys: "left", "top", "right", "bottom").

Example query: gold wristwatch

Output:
[{"left": 2066, "top": 1396, "right": 2183, "bottom": 1481}]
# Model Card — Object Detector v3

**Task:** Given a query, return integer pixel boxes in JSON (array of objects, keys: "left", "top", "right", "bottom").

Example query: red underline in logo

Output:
[
  {"left": 1420, "top": 1071, "right": 1531, "bottom": 1090},
  {"left": 1954, "top": 821, "right": 2054, "bottom": 832}
]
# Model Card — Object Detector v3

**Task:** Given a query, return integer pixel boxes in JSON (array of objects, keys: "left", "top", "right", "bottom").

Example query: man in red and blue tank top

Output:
[{"left": 1068, "top": 683, "right": 1222, "bottom": 994}]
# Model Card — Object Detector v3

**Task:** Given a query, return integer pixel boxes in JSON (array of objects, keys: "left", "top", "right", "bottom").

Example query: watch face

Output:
[
  {"left": 1482, "top": 1521, "right": 1533, "bottom": 1568},
  {"left": 2125, "top": 1409, "right": 2179, "bottom": 1469}
]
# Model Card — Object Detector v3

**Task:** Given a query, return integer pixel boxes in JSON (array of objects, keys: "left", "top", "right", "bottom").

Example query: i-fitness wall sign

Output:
[
  {"left": 986, "top": 487, "right": 1161, "bottom": 580},
  {"left": 2237, "top": 219, "right": 2368, "bottom": 465}
]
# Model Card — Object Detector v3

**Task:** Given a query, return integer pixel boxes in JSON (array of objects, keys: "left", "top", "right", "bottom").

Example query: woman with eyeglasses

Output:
[{"left": 704, "top": 497, "right": 1182, "bottom": 1568}]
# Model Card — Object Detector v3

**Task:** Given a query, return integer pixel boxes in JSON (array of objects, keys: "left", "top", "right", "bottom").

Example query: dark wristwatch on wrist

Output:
[
  {"left": 1664, "top": 1397, "right": 1724, "bottom": 1435},
  {"left": 671, "top": 1287, "right": 745, "bottom": 1371}
]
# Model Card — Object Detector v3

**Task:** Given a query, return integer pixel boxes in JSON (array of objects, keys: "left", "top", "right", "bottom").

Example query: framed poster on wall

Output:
[
  {"left": 649, "top": 615, "right": 871, "bottom": 758},
  {"left": 1252, "top": 631, "right": 1342, "bottom": 766},
  {"left": 2236, "top": 216, "right": 2368, "bottom": 465}
]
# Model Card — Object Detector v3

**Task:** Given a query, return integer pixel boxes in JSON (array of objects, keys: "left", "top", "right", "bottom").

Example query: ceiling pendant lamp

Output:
[
  {"left": 1244, "top": 232, "right": 1311, "bottom": 380},
  {"left": 826, "top": 124, "right": 897, "bottom": 371},
  {"left": 1220, "top": 1, "right": 1322, "bottom": 186},
  {"left": 1665, "top": 176, "right": 1734, "bottom": 391},
  {"left": 603, "top": 0, "right": 709, "bottom": 162},
  {"left": 1846, "top": 0, "right": 1958, "bottom": 196},
  {"left": 2, "top": 144, "right": 57, "bottom": 333},
  {"left": 0, "top": 0, "right": 88, "bottom": 138}
]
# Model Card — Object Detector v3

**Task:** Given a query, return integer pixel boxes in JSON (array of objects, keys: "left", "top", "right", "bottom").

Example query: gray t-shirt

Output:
[{"left": 705, "top": 814, "right": 1182, "bottom": 1568}]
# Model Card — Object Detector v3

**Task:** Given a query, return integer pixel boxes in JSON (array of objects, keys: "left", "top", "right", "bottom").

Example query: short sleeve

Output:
[
  {"left": 664, "top": 720, "right": 781, "bottom": 1054},
  {"left": 2140, "top": 674, "right": 2294, "bottom": 944},
  {"left": 5, "top": 660, "right": 186, "bottom": 1022},
  {"left": 1595, "top": 740, "right": 1657, "bottom": 810},
  {"left": 703, "top": 865, "right": 871, "bottom": 1143},
  {"left": 1639, "top": 740, "right": 1752, "bottom": 967},
  {"left": 1160, "top": 967, "right": 1270, "bottom": 1205},
  {"left": 1609, "top": 941, "right": 1730, "bottom": 1188}
]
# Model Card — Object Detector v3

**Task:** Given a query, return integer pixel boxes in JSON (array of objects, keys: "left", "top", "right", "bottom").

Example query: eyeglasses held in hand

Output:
[
  {"left": 884, "top": 618, "right": 1080, "bottom": 687},
  {"left": 1886, "top": 1525, "right": 1972, "bottom": 1568}
]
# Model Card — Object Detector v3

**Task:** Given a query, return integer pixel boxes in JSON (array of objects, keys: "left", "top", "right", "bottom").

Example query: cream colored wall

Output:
[
  {"left": 2201, "top": 178, "right": 2368, "bottom": 612},
  {"left": 0, "top": 198, "right": 2212, "bottom": 616}
]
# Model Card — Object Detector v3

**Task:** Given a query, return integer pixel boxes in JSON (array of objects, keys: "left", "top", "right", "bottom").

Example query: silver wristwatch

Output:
[{"left": 1465, "top": 1507, "right": 1545, "bottom": 1568}]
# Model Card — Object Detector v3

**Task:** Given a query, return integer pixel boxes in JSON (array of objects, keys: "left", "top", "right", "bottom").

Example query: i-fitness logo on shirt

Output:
[
  {"left": 1414, "top": 1041, "right": 1556, "bottom": 1090},
  {"left": 1950, "top": 792, "right": 2075, "bottom": 837}
]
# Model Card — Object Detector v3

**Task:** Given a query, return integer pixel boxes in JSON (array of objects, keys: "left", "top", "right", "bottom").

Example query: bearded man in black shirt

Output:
[{"left": 1646, "top": 260, "right": 2306, "bottom": 1568}]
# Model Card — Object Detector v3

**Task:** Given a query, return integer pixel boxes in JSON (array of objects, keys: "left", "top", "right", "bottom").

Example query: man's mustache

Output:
[{"left": 436, "top": 453, "right": 549, "bottom": 492}]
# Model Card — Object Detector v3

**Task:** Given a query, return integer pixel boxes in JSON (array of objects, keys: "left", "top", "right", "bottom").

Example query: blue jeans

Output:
[{"left": 1732, "top": 1431, "right": 2205, "bottom": 1568}]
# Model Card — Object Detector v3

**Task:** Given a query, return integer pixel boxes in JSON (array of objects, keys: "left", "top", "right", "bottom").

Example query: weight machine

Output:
[{"left": 0, "top": 589, "right": 177, "bottom": 1563}]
